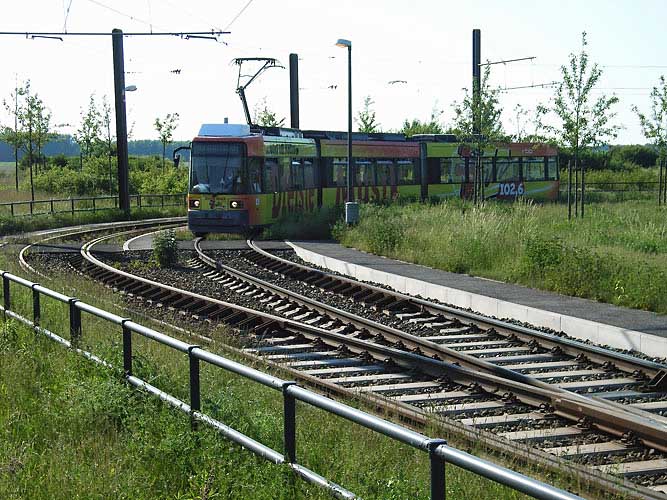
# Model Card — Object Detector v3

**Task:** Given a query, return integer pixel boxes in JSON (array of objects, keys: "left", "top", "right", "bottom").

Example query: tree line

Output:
[{"left": 0, "top": 84, "right": 182, "bottom": 200}]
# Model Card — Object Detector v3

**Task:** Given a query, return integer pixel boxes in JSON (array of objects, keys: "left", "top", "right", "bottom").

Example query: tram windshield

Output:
[{"left": 190, "top": 142, "right": 245, "bottom": 194}]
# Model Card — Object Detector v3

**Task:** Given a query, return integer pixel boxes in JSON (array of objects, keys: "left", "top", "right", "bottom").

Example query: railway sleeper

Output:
[
  {"left": 360, "top": 291, "right": 387, "bottom": 305},
  {"left": 542, "top": 441, "right": 643, "bottom": 458},
  {"left": 169, "top": 295, "right": 197, "bottom": 309},
  {"left": 334, "top": 373, "right": 419, "bottom": 387},
  {"left": 593, "top": 459, "right": 667, "bottom": 477},
  {"left": 351, "top": 288, "right": 374, "bottom": 301},
  {"left": 459, "top": 412, "right": 550, "bottom": 428},
  {"left": 499, "top": 426, "right": 584, "bottom": 443}
]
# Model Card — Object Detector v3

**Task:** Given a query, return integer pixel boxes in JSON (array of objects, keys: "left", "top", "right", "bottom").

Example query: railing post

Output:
[
  {"left": 71, "top": 198, "right": 75, "bottom": 216},
  {"left": 50, "top": 199, "right": 54, "bottom": 214},
  {"left": 10, "top": 203, "right": 14, "bottom": 217},
  {"left": 161, "top": 194, "right": 164, "bottom": 208},
  {"left": 188, "top": 345, "right": 201, "bottom": 430},
  {"left": 69, "top": 298, "right": 81, "bottom": 346},
  {"left": 427, "top": 439, "right": 447, "bottom": 500},
  {"left": 29, "top": 201, "right": 33, "bottom": 216},
  {"left": 93, "top": 197, "right": 96, "bottom": 212},
  {"left": 2, "top": 272, "right": 10, "bottom": 318},
  {"left": 121, "top": 319, "right": 132, "bottom": 376},
  {"left": 282, "top": 381, "right": 298, "bottom": 463},
  {"left": 32, "top": 283, "right": 41, "bottom": 327}
]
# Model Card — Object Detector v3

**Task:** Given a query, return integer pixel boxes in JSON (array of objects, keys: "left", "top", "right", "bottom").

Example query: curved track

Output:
[{"left": 34, "top": 229, "right": 664, "bottom": 498}]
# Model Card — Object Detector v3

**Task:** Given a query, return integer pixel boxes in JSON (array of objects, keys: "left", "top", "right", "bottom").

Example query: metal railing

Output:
[
  {"left": 0, "top": 193, "right": 186, "bottom": 217},
  {"left": 0, "top": 269, "right": 581, "bottom": 500}
]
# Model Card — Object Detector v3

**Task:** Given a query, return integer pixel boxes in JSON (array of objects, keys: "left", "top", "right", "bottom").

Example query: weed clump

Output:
[{"left": 152, "top": 229, "right": 178, "bottom": 267}]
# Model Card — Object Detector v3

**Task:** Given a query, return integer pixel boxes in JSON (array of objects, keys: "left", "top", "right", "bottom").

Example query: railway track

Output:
[{"left": 26, "top": 230, "right": 667, "bottom": 498}]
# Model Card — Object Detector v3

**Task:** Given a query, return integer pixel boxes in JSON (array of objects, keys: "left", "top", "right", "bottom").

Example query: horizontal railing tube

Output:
[
  {"left": 125, "top": 321, "right": 193, "bottom": 353},
  {"left": 433, "top": 445, "right": 581, "bottom": 500},
  {"left": 0, "top": 268, "right": 584, "bottom": 500},
  {"left": 288, "top": 385, "right": 431, "bottom": 450},
  {"left": 192, "top": 347, "right": 285, "bottom": 390}
]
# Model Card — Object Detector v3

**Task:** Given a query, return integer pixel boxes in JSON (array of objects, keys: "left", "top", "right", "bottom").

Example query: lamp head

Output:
[{"left": 335, "top": 39, "right": 351, "bottom": 48}]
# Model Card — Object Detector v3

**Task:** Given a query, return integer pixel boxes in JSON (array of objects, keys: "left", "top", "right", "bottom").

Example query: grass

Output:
[
  {"left": 0, "top": 206, "right": 185, "bottom": 237},
  {"left": 334, "top": 199, "right": 667, "bottom": 315},
  {"left": 0, "top": 248, "right": 563, "bottom": 500}
]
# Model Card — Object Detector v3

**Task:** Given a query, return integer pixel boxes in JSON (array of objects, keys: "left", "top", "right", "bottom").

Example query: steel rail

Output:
[
  {"left": 79, "top": 233, "right": 667, "bottom": 456},
  {"left": 65, "top": 232, "right": 667, "bottom": 498},
  {"left": 0, "top": 267, "right": 586, "bottom": 500},
  {"left": 249, "top": 239, "right": 667, "bottom": 378},
  {"left": 193, "top": 238, "right": 667, "bottom": 451}
]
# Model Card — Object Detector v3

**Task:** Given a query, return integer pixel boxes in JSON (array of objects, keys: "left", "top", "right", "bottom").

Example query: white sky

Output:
[{"left": 2, "top": 0, "right": 666, "bottom": 144}]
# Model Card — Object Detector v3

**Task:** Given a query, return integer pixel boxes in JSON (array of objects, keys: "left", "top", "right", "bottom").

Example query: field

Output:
[
  {"left": 0, "top": 249, "right": 551, "bottom": 500},
  {"left": 334, "top": 199, "right": 667, "bottom": 315}
]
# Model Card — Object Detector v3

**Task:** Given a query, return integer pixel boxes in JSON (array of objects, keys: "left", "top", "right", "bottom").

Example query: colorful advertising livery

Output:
[{"left": 184, "top": 124, "right": 559, "bottom": 234}]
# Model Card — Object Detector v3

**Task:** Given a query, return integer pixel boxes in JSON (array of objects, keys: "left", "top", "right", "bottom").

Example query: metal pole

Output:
[
  {"left": 574, "top": 157, "right": 579, "bottom": 217},
  {"left": 32, "top": 284, "right": 40, "bottom": 327},
  {"left": 122, "top": 320, "right": 132, "bottom": 376},
  {"left": 580, "top": 160, "right": 586, "bottom": 218},
  {"left": 112, "top": 29, "right": 131, "bottom": 216},
  {"left": 283, "top": 382, "right": 297, "bottom": 463},
  {"left": 428, "top": 440, "right": 447, "bottom": 500},
  {"left": 289, "top": 53, "right": 300, "bottom": 129},
  {"left": 347, "top": 44, "right": 353, "bottom": 204},
  {"left": 14, "top": 74, "right": 19, "bottom": 192},
  {"left": 567, "top": 160, "right": 572, "bottom": 219},
  {"left": 69, "top": 298, "right": 81, "bottom": 346},
  {"left": 472, "top": 29, "right": 481, "bottom": 136},
  {"left": 188, "top": 346, "right": 201, "bottom": 430},
  {"left": 659, "top": 160, "right": 663, "bottom": 206}
]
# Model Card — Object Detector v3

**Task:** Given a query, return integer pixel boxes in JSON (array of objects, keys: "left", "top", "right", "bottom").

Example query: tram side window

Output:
[
  {"left": 247, "top": 158, "right": 262, "bottom": 193},
  {"left": 355, "top": 159, "right": 373, "bottom": 186},
  {"left": 496, "top": 158, "right": 520, "bottom": 181},
  {"left": 332, "top": 158, "right": 347, "bottom": 187},
  {"left": 439, "top": 158, "right": 466, "bottom": 183},
  {"left": 547, "top": 157, "right": 559, "bottom": 180},
  {"left": 263, "top": 158, "right": 280, "bottom": 193},
  {"left": 279, "top": 157, "right": 292, "bottom": 190},
  {"left": 396, "top": 159, "right": 417, "bottom": 185},
  {"left": 290, "top": 159, "right": 305, "bottom": 190},
  {"left": 524, "top": 157, "right": 545, "bottom": 181},
  {"left": 303, "top": 160, "right": 317, "bottom": 188},
  {"left": 376, "top": 160, "right": 392, "bottom": 186}
]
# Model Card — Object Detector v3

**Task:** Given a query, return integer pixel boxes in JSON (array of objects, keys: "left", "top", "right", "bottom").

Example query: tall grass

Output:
[
  {"left": 336, "top": 200, "right": 667, "bottom": 314},
  {"left": 0, "top": 254, "right": 536, "bottom": 499}
]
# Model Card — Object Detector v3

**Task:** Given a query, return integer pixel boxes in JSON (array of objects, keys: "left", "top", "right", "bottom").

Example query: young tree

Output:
[
  {"left": 509, "top": 103, "right": 547, "bottom": 142},
  {"left": 450, "top": 64, "right": 505, "bottom": 203},
  {"left": 101, "top": 96, "right": 116, "bottom": 194},
  {"left": 154, "top": 112, "right": 180, "bottom": 169},
  {"left": 355, "top": 96, "right": 381, "bottom": 133},
  {"left": 253, "top": 98, "right": 285, "bottom": 127},
  {"left": 537, "top": 32, "right": 619, "bottom": 217},
  {"left": 31, "top": 95, "right": 53, "bottom": 174},
  {"left": 633, "top": 75, "right": 667, "bottom": 161},
  {"left": 400, "top": 106, "right": 444, "bottom": 137},
  {"left": 1, "top": 79, "right": 29, "bottom": 191},
  {"left": 74, "top": 95, "right": 102, "bottom": 160},
  {"left": 450, "top": 64, "right": 505, "bottom": 141}
]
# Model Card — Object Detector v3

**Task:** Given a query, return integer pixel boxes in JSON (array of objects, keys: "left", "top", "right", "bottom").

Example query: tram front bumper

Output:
[{"left": 188, "top": 209, "right": 249, "bottom": 232}]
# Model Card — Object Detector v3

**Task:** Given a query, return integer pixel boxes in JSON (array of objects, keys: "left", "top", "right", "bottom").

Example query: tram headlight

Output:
[
  {"left": 230, "top": 200, "right": 244, "bottom": 209},
  {"left": 189, "top": 199, "right": 200, "bottom": 209}
]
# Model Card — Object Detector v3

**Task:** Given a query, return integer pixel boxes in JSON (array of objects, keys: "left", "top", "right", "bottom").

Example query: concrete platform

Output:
[{"left": 288, "top": 241, "right": 667, "bottom": 358}]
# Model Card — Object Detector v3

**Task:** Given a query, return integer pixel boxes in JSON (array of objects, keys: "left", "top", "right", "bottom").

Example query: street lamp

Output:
[{"left": 335, "top": 38, "right": 358, "bottom": 224}]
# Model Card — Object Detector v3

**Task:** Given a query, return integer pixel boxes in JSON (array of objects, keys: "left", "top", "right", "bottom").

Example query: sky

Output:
[{"left": 2, "top": 0, "right": 667, "bottom": 144}]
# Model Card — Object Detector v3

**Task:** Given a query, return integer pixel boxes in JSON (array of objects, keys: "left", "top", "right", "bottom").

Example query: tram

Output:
[{"left": 181, "top": 123, "right": 559, "bottom": 235}]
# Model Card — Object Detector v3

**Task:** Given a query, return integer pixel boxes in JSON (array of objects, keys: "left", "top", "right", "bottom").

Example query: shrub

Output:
[{"left": 152, "top": 229, "right": 178, "bottom": 266}]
